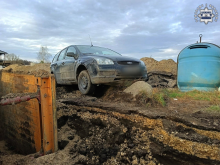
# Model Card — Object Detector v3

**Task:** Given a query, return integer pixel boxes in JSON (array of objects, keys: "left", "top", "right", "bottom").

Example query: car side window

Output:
[
  {"left": 57, "top": 49, "right": 67, "bottom": 61},
  {"left": 65, "top": 46, "right": 76, "bottom": 59}
]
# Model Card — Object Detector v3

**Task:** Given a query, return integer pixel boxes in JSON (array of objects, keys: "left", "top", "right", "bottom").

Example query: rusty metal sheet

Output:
[
  {"left": 0, "top": 72, "right": 57, "bottom": 155},
  {"left": 0, "top": 72, "right": 41, "bottom": 154}
]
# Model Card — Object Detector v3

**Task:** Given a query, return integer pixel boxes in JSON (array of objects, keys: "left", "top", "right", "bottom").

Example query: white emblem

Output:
[
  {"left": 194, "top": 4, "right": 218, "bottom": 25},
  {"left": 127, "top": 62, "right": 132, "bottom": 64}
]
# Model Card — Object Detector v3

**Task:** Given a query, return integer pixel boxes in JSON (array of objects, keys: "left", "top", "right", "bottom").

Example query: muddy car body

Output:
[{"left": 51, "top": 45, "right": 148, "bottom": 94}]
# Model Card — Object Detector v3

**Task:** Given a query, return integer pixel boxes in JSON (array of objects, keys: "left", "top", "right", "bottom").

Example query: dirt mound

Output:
[
  {"left": 3, "top": 63, "right": 51, "bottom": 77},
  {"left": 101, "top": 86, "right": 135, "bottom": 103},
  {"left": 141, "top": 57, "right": 177, "bottom": 75},
  {"left": 141, "top": 57, "right": 177, "bottom": 88}
]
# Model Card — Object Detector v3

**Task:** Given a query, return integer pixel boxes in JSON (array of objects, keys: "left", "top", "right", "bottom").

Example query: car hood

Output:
[{"left": 83, "top": 54, "right": 141, "bottom": 62}]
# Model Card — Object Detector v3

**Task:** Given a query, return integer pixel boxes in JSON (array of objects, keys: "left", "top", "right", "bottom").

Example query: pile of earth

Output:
[
  {"left": 2, "top": 63, "right": 51, "bottom": 77},
  {"left": 55, "top": 82, "right": 151, "bottom": 106},
  {"left": 141, "top": 57, "right": 177, "bottom": 88},
  {"left": 141, "top": 57, "right": 177, "bottom": 75}
]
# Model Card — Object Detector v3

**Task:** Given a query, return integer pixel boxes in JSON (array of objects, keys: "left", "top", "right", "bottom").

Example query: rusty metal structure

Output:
[{"left": 0, "top": 72, "right": 57, "bottom": 155}]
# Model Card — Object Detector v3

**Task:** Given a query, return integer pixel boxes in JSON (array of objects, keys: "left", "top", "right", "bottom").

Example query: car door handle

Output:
[{"left": 62, "top": 62, "right": 65, "bottom": 65}]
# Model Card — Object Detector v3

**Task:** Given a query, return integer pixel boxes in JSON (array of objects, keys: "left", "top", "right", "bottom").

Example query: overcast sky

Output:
[{"left": 0, "top": 0, "right": 219, "bottom": 62}]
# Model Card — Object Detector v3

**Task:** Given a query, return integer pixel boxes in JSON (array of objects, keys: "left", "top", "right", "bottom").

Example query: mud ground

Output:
[{"left": 1, "top": 85, "right": 220, "bottom": 165}]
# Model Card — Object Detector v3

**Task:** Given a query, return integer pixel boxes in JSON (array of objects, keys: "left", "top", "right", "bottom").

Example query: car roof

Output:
[{"left": 71, "top": 45, "right": 108, "bottom": 48}]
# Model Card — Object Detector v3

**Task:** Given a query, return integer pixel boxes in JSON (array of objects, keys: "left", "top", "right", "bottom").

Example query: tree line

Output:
[
  {"left": 3, "top": 53, "right": 31, "bottom": 65},
  {"left": 1, "top": 46, "right": 52, "bottom": 65}
]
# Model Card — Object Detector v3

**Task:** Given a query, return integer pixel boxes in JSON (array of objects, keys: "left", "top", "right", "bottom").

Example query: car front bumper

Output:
[{"left": 90, "top": 65, "right": 148, "bottom": 84}]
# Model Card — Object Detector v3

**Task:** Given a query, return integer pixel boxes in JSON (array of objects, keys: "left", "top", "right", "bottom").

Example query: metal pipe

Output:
[
  {"left": 0, "top": 96, "right": 31, "bottom": 106},
  {"left": 199, "top": 34, "right": 203, "bottom": 43},
  {"left": 0, "top": 87, "right": 41, "bottom": 106},
  {"left": 0, "top": 95, "right": 31, "bottom": 106}
]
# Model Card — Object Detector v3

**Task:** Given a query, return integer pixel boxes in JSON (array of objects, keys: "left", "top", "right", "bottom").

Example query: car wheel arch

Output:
[{"left": 76, "top": 64, "right": 89, "bottom": 80}]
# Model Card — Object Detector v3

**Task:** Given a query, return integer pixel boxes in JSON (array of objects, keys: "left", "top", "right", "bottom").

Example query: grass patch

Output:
[
  {"left": 132, "top": 81, "right": 220, "bottom": 108},
  {"left": 137, "top": 88, "right": 220, "bottom": 107},
  {"left": 163, "top": 89, "right": 220, "bottom": 105},
  {"left": 204, "top": 105, "right": 220, "bottom": 113},
  {"left": 167, "top": 91, "right": 185, "bottom": 98},
  {"left": 208, "top": 105, "right": 220, "bottom": 111},
  {"left": 136, "top": 89, "right": 168, "bottom": 107},
  {"left": 152, "top": 91, "right": 167, "bottom": 107}
]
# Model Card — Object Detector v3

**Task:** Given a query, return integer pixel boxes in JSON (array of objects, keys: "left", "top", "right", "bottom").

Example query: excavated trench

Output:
[
  {"left": 1, "top": 85, "right": 220, "bottom": 165},
  {"left": 53, "top": 86, "right": 220, "bottom": 165}
]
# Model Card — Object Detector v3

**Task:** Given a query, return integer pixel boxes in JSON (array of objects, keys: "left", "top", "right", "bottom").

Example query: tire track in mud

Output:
[{"left": 57, "top": 98, "right": 220, "bottom": 165}]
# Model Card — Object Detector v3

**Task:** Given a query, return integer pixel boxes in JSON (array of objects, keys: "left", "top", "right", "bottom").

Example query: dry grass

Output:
[
  {"left": 206, "top": 105, "right": 220, "bottom": 112},
  {"left": 165, "top": 89, "right": 220, "bottom": 105},
  {"left": 152, "top": 89, "right": 168, "bottom": 107},
  {"left": 137, "top": 88, "right": 220, "bottom": 108},
  {"left": 136, "top": 89, "right": 168, "bottom": 107}
]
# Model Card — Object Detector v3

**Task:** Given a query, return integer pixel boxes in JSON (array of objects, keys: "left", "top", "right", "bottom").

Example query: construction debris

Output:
[
  {"left": 147, "top": 71, "right": 177, "bottom": 88},
  {"left": 141, "top": 57, "right": 177, "bottom": 88}
]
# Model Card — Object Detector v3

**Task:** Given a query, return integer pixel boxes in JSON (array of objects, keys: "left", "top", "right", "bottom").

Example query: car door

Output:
[
  {"left": 61, "top": 46, "right": 77, "bottom": 84},
  {"left": 54, "top": 48, "right": 67, "bottom": 84}
]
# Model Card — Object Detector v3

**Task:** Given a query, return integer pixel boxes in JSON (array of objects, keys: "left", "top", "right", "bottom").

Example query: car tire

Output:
[{"left": 78, "top": 70, "right": 95, "bottom": 95}]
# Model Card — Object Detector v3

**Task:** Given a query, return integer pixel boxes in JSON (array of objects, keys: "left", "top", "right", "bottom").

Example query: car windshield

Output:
[{"left": 76, "top": 45, "right": 121, "bottom": 56}]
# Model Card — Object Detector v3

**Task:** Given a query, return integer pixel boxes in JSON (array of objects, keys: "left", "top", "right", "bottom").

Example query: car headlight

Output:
[{"left": 94, "top": 57, "right": 114, "bottom": 65}]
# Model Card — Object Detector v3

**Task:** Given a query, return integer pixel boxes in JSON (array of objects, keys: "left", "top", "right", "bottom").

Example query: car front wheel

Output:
[{"left": 78, "top": 70, "right": 95, "bottom": 95}]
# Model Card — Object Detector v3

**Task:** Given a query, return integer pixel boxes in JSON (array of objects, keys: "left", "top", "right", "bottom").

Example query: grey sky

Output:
[{"left": 0, "top": 0, "right": 219, "bottom": 62}]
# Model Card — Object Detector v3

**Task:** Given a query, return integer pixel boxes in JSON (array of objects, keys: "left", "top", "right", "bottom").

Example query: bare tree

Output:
[
  {"left": 5, "top": 53, "right": 21, "bottom": 63},
  {"left": 37, "top": 46, "right": 52, "bottom": 63}
]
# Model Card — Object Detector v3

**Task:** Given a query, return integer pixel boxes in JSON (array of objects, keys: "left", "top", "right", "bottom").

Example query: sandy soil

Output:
[
  {"left": 141, "top": 57, "right": 177, "bottom": 75},
  {"left": 3, "top": 63, "right": 51, "bottom": 77}
]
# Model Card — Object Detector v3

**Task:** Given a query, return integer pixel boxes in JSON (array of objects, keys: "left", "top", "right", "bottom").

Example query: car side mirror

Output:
[{"left": 67, "top": 52, "right": 78, "bottom": 59}]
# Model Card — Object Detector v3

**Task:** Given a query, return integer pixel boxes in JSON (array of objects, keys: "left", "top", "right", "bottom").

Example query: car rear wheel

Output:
[{"left": 78, "top": 70, "right": 95, "bottom": 95}]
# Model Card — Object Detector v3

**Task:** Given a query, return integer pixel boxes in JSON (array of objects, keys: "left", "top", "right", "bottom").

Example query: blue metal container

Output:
[{"left": 177, "top": 42, "right": 220, "bottom": 91}]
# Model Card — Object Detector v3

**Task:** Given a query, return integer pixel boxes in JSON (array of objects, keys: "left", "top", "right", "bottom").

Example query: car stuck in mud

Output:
[
  {"left": 50, "top": 45, "right": 148, "bottom": 94},
  {"left": 2, "top": 59, "right": 220, "bottom": 165}
]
